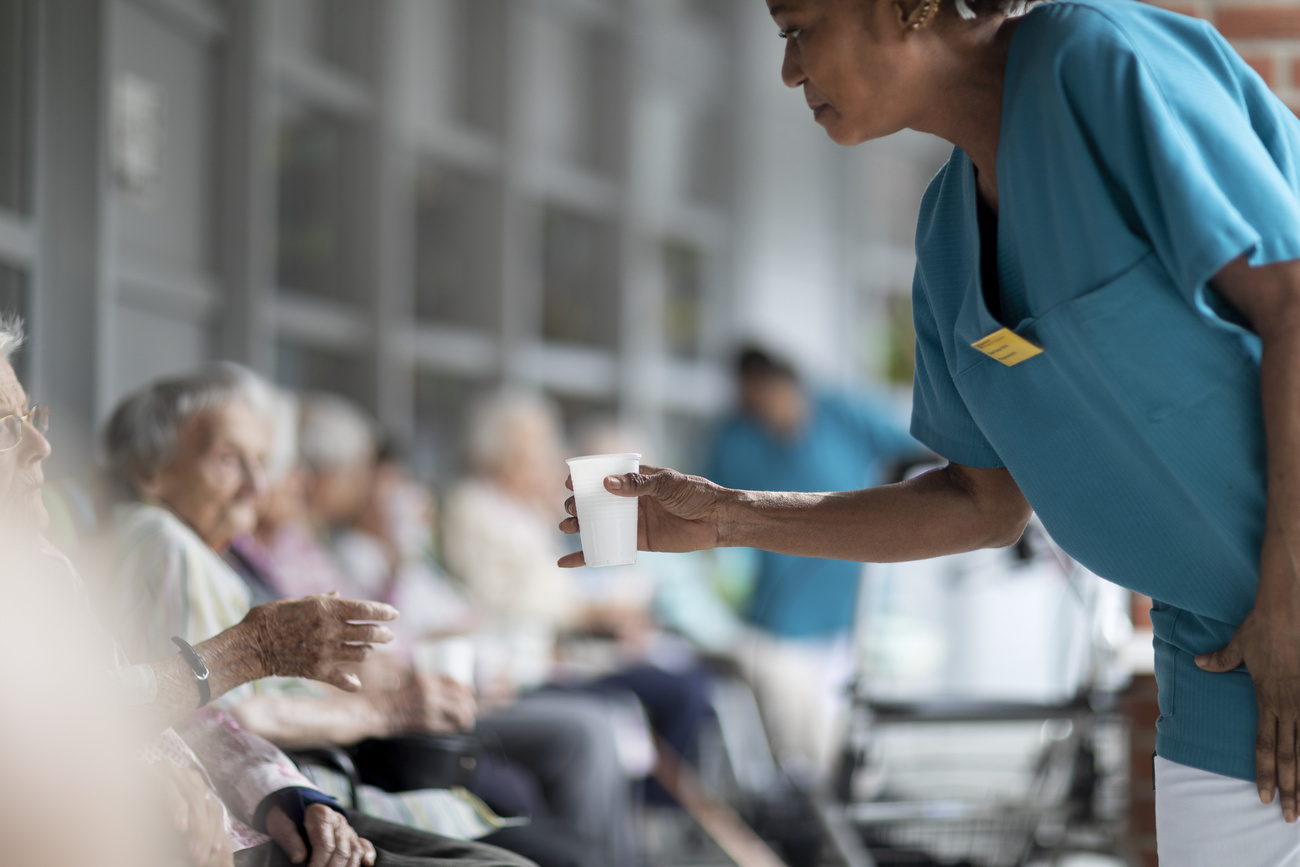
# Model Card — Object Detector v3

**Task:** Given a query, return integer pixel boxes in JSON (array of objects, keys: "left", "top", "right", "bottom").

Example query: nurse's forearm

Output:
[
  {"left": 719, "top": 462, "right": 1032, "bottom": 562},
  {"left": 1214, "top": 257, "right": 1300, "bottom": 603},
  {"left": 1256, "top": 327, "right": 1300, "bottom": 604},
  {"left": 1206, "top": 256, "right": 1300, "bottom": 819},
  {"left": 1251, "top": 314, "right": 1300, "bottom": 607}
]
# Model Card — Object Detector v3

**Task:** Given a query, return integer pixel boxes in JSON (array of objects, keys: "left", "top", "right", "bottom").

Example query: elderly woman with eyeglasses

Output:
[
  {"left": 559, "top": 0, "right": 1300, "bottom": 860},
  {"left": 0, "top": 317, "right": 533, "bottom": 867}
]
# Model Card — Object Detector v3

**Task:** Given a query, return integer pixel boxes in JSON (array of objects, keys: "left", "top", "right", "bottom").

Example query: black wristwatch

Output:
[{"left": 172, "top": 636, "right": 211, "bottom": 709}]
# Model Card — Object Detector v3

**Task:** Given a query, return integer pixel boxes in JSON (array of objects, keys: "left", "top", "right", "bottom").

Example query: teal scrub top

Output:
[
  {"left": 706, "top": 393, "right": 919, "bottom": 638},
  {"left": 909, "top": 0, "right": 1300, "bottom": 782}
]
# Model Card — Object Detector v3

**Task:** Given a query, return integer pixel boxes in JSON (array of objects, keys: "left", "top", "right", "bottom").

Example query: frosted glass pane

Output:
[
  {"left": 415, "top": 165, "right": 498, "bottom": 329},
  {"left": 540, "top": 206, "right": 619, "bottom": 349}
]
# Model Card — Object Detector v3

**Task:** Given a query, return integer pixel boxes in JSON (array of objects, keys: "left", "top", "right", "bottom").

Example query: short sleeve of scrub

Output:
[
  {"left": 909, "top": 270, "right": 1004, "bottom": 469},
  {"left": 1045, "top": 5, "right": 1300, "bottom": 321}
]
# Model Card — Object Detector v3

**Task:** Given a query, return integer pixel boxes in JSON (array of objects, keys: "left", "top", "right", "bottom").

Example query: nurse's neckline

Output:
[{"left": 938, "top": 13, "right": 1027, "bottom": 214}]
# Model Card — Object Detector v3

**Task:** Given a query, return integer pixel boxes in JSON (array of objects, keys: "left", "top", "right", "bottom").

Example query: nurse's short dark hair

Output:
[
  {"left": 736, "top": 346, "right": 798, "bottom": 382},
  {"left": 946, "top": 0, "right": 1047, "bottom": 21}
]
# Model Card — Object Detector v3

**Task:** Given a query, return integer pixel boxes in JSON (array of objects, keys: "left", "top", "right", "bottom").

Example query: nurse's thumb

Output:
[
  {"left": 1196, "top": 642, "right": 1244, "bottom": 673},
  {"left": 604, "top": 467, "right": 665, "bottom": 498}
]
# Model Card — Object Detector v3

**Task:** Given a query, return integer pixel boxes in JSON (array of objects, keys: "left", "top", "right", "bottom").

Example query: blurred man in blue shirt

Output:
[{"left": 705, "top": 346, "right": 924, "bottom": 773}]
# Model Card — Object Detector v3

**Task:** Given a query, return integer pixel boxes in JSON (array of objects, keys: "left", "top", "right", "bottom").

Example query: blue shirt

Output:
[
  {"left": 910, "top": 0, "right": 1300, "bottom": 782},
  {"left": 707, "top": 392, "right": 918, "bottom": 638}
]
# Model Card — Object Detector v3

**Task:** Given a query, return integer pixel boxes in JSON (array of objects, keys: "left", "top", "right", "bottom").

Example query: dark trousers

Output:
[
  {"left": 595, "top": 663, "right": 713, "bottom": 764},
  {"left": 481, "top": 821, "right": 602, "bottom": 867},
  {"left": 593, "top": 663, "right": 714, "bottom": 804},
  {"left": 233, "top": 813, "right": 536, "bottom": 867},
  {"left": 475, "top": 693, "right": 638, "bottom": 867}
]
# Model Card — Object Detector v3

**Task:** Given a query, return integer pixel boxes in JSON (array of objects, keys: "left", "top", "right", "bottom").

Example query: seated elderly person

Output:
[
  {"left": 0, "top": 317, "right": 531, "bottom": 867},
  {"left": 100, "top": 365, "right": 600, "bottom": 867},
  {"left": 290, "top": 395, "right": 639, "bottom": 865},
  {"left": 444, "top": 393, "right": 714, "bottom": 799},
  {"left": 228, "top": 389, "right": 638, "bottom": 867}
]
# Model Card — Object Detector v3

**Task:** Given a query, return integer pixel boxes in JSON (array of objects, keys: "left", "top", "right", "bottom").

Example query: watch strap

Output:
[{"left": 171, "top": 636, "right": 211, "bottom": 709}]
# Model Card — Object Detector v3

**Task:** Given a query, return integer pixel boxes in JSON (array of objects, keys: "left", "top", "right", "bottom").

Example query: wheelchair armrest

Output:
[{"left": 862, "top": 693, "right": 1091, "bottom": 724}]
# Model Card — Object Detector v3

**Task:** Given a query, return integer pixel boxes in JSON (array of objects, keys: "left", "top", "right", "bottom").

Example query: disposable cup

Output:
[
  {"left": 566, "top": 453, "right": 641, "bottom": 567},
  {"left": 412, "top": 637, "right": 476, "bottom": 688}
]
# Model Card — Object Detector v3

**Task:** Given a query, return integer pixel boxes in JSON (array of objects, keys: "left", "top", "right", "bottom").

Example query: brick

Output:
[
  {"left": 1241, "top": 53, "right": 1277, "bottom": 85},
  {"left": 1131, "top": 592, "right": 1154, "bottom": 627},
  {"left": 1131, "top": 800, "right": 1158, "bottom": 834},
  {"left": 1216, "top": 6, "right": 1300, "bottom": 39},
  {"left": 1131, "top": 749, "right": 1155, "bottom": 782}
]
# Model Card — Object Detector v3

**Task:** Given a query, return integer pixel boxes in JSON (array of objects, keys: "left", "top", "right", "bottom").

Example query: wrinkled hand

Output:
[
  {"left": 559, "top": 465, "right": 726, "bottom": 568},
  {"left": 1197, "top": 585, "right": 1300, "bottom": 822},
  {"left": 266, "top": 804, "right": 376, "bottom": 867},
  {"left": 154, "top": 763, "right": 234, "bottom": 867},
  {"left": 241, "top": 593, "right": 399, "bottom": 692},
  {"left": 383, "top": 671, "right": 477, "bottom": 735}
]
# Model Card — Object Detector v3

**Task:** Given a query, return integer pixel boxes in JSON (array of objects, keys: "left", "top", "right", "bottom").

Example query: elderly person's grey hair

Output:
[
  {"left": 0, "top": 314, "right": 24, "bottom": 365},
  {"left": 465, "top": 390, "right": 562, "bottom": 474},
  {"left": 263, "top": 389, "right": 302, "bottom": 486},
  {"left": 102, "top": 361, "right": 275, "bottom": 498},
  {"left": 297, "top": 393, "right": 377, "bottom": 471}
]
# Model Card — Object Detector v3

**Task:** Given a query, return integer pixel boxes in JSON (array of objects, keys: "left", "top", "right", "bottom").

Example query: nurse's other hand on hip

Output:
[{"left": 1197, "top": 583, "right": 1300, "bottom": 824}]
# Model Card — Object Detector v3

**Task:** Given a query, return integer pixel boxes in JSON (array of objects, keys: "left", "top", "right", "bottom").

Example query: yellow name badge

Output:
[{"left": 971, "top": 328, "right": 1043, "bottom": 367}]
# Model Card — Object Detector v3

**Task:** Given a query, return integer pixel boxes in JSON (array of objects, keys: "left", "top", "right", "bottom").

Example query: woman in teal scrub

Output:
[{"left": 561, "top": 0, "right": 1300, "bottom": 860}]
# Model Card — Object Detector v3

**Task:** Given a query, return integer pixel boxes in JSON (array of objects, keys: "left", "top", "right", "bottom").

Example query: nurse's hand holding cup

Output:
[
  {"left": 564, "top": 454, "right": 642, "bottom": 567},
  {"left": 559, "top": 461, "right": 727, "bottom": 568}
]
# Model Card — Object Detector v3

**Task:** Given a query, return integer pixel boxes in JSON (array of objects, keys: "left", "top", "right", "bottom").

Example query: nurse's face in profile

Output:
[{"left": 767, "top": 0, "right": 937, "bottom": 145}]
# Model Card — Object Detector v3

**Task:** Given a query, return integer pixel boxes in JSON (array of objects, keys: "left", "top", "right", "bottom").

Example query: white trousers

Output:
[
  {"left": 1156, "top": 755, "right": 1300, "bottom": 865},
  {"left": 733, "top": 632, "right": 853, "bottom": 776}
]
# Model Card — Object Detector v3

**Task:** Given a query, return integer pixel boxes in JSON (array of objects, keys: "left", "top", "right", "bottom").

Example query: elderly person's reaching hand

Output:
[
  {"left": 102, "top": 366, "right": 476, "bottom": 749},
  {"left": 236, "top": 593, "right": 396, "bottom": 692},
  {"left": 138, "top": 591, "right": 397, "bottom": 731}
]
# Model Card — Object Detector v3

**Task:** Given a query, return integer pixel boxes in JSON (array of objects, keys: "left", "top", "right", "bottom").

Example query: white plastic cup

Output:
[
  {"left": 412, "top": 637, "right": 476, "bottom": 688},
  {"left": 566, "top": 453, "right": 641, "bottom": 567}
]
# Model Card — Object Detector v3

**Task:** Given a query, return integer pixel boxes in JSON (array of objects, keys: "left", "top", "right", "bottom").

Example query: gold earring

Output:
[{"left": 908, "top": 0, "right": 941, "bottom": 30}]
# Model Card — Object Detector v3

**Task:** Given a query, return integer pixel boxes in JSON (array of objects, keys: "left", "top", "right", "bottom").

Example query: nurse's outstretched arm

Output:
[
  {"left": 1196, "top": 255, "right": 1300, "bottom": 823},
  {"left": 559, "top": 461, "right": 1031, "bottom": 566}
]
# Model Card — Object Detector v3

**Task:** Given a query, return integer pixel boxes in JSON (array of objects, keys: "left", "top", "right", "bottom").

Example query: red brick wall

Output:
[
  {"left": 1152, "top": 0, "right": 1300, "bottom": 107},
  {"left": 1122, "top": 674, "right": 1160, "bottom": 867}
]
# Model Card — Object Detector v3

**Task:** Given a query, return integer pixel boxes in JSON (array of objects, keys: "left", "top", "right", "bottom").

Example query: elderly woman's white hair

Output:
[
  {"left": 0, "top": 314, "right": 24, "bottom": 365},
  {"left": 297, "top": 392, "right": 377, "bottom": 470},
  {"left": 102, "top": 361, "right": 275, "bottom": 498},
  {"left": 465, "top": 390, "right": 563, "bottom": 473},
  {"left": 262, "top": 389, "right": 301, "bottom": 486}
]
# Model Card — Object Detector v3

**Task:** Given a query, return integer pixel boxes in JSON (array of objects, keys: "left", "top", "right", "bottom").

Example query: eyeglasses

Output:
[{"left": 0, "top": 404, "right": 50, "bottom": 452}]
